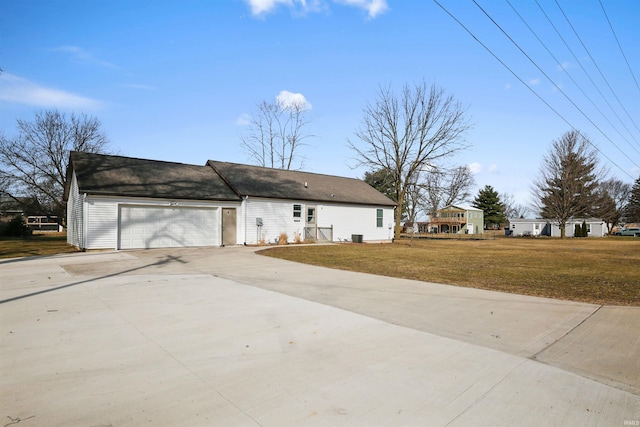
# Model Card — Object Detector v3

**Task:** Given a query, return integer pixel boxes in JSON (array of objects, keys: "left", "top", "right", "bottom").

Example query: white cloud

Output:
[
  {"left": 236, "top": 113, "right": 252, "bottom": 125},
  {"left": 51, "top": 45, "right": 117, "bottom": 69},
  {"left": 504, "top": 83, "right": 511, "bottom": 91},
  {"left": 468, "top": 162, "right": 483, "bottom": 174},
  {"left": 244, "top": 0, "right": 387, "bottom": 18},
  {"left": 529, "top": 78, "right": 540, "bottom": 86},
  {"left": 0, "top": 73, "right": 102, "bottom": 109},
  {"left": 334, "top": 0, "right": 388, "bottom": 18},
  {"left": 276, "top": 90, "right": 312, "bottom": 110},
  {"left": 488, "top": 164, "right": 498, "bottom": 173}
]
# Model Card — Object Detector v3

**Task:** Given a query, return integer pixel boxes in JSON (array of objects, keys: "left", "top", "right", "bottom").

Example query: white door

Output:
[{"left": 119, "top": 205, "right": 218, "bottom": 249}]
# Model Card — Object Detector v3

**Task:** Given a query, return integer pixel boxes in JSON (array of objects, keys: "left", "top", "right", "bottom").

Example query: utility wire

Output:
[
  {"left": 534, "top": 0, "right": 638, "bottom": 147},
  {"left": 506, "top": 0, "right": 640, "bottom": 156},
  {"left": 555, "top": 0, "right": 640, "bottom": 135},
  {"left": 598, "top": 0, "right": 640, "bottom": 94},
  {"left": 432, "top": 0, "right": 635, "bottom": 180},
  {"left": 471, "top": 0, "right": 639, "bottom": 170}
]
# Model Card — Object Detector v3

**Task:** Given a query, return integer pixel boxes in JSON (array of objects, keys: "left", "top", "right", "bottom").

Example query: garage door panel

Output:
[{"left": 119, "top": 206, "right": 219, "bottom": 249}]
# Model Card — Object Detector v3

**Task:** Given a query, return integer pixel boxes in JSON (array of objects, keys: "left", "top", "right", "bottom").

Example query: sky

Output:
[{"left": 1, "top": 0, "right": 639, "bottom": 210}]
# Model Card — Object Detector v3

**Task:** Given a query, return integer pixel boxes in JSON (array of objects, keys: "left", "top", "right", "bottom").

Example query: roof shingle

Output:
[
  {"left": 208, "top": 160, "right": 396, "bottom": 206},
  {"left": 68, "top": 152, "right": 240, "bottom": 201}
]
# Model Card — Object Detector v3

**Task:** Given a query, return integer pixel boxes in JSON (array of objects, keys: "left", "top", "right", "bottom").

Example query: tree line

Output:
[{"left": 2, "top": 81, "right": 640, "bottom": 238}]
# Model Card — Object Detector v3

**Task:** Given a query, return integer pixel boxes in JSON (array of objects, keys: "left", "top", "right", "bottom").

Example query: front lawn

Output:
[
  {"left": 0, "top": 233, "right": 78, "bottom": 259},
  {"left": 261, "top": 237, "right": 640, "bottom": 306}
]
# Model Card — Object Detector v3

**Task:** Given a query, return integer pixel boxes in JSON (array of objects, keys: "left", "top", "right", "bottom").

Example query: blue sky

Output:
[{"left": 1, "top": 0, "right": 639, "bottom": 208}]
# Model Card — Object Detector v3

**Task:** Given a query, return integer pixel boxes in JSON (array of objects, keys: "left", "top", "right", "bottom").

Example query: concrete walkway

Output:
[{"left": 1, "top": 246, "right": 638, "bottom": 426}]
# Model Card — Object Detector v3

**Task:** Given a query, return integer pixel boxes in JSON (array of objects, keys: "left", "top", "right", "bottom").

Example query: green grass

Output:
[
  {"left": 260, "top": 237, "right": 640, "bottom": 306},
  {"left": 0, "top": 233, "right": 79, "bottom": 258}
]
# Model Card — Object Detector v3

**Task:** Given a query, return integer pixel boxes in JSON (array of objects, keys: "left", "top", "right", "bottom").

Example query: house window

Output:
[
  {"left": 376, "top": 209, "right": 383, "bottom": 227},
  {"left": 587, "top": 224, "right": 591, "bottom": 233},
  {"left": 293, "top": 204, "right": 301, "bottom": 218}
]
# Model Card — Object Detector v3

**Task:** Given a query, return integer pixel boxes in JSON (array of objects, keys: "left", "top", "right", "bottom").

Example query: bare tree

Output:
[
  {"left": 420, "top": 165, "right": 474, "bottom": 217},
  {"left": 532, "top": 130, "right": 603, "bottom": 238},
  {"left": 0, "top": 110, "right": 110, "bottom": 221},
  {"left": 241, "top": 99, "right": 312, "bottom": 170},
  {"left": 594, "top": 178, "right": 630, "bottom": 233},
  {"left": 501, "top": 193, "right": 530, "bottom": 219},
  {"left": 350, "top": 81, "right": 471, "bottom": 238}
]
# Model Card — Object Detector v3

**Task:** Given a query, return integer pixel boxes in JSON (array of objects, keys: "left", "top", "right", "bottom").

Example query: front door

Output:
[
  {"left": 304, "top": 205, "right": 317, "bottom": 241},
  {"left": 222, "top": 208, "right": 236, "bottom": 246}
]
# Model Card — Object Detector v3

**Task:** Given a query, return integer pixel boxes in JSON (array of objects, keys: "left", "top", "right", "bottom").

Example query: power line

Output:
[
  {"left": 505, "top": 0, "right": 640, "bottom": 156},
  {"left": 432, "top": 0, "right": 635, "bottom": 181},
  {"left": 534, "top": 0, "right": 638, "bottom": 147},
  {"left": 598, "top": 0, "right": 640, "bottom": 94},
  {"left": 554, "top": 0, "right": 640, "bottom": 135},
  {"left": 471, "top": 0, "right": 639, "bottom": 169}
]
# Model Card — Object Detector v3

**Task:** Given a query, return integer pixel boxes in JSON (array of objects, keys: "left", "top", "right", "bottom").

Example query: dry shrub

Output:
[
  {"left": 294, "top": 232, "right": 302, "bottom": 244},
  {"left": 278, "top": 233, "right": 288, "bottom": 245}
]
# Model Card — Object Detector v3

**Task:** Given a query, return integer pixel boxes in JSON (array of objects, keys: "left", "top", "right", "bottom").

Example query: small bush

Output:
[
  {"left": 278, "top": 233, "right": 288, "bottom": 245},
  {"left": 294, "top": 232, "right": 302, "bottom": 244},
  {"left": 0, "top": 215, "right": 32, "bottom": 237}
]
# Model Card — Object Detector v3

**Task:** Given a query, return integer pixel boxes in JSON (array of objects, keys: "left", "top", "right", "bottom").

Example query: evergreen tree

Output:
[
  {"left": 625, "top": 176, "right": 640, "bottom": 223},
  {"left": 472, "top": 185, "right": 506, "bottom": 229},
  {"left": 532, "top": 131, "right": 601, "bottom": 238},
  {"left": 574, "top": 223, "right": 582, "bottom": 237}
]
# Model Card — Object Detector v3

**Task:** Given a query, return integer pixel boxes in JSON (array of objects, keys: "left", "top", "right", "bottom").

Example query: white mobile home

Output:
[
  {"left": 65, "top": 152, "right": 395, "bottom": 250},
  {"left": 507, "top": 218, "right": 607, "bottom": 237}
]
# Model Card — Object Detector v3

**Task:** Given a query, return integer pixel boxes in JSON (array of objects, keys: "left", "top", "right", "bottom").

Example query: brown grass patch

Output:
[
  {"left": 260, "top": 237, "right": 640, "bottom": 306},
  {"left": 0, "top": 233, "right": 78, "bottom": 259}
]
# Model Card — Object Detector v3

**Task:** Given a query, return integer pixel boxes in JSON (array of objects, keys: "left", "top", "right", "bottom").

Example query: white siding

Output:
[
  {"left": 66, "top": 171, "right": 84, "bottom": 248},
  {"left": 242, "top": 198, "right": 394, "bottom": 244},
  {"left": 244, "top": 198, "right": 304, "bottom": 244},
  {"left": 86, "top": 198, "right": 119, "bottom": 249},
  {"left": 320, "top": 203, "right": 393, "bottom": 242}
]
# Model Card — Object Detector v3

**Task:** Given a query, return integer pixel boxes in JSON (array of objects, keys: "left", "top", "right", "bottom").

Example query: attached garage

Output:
[
  {"left": 118, "top": 205, "right": 219, "bottom": 249},
  {"left": 65, "top": 152, "right": 242, "bottom": 251}
]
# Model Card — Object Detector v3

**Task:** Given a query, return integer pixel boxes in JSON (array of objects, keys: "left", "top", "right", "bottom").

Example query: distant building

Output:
[
  {"left": 507, "top": 218, "right": 607, "bottom": 237},
  {"left": 429, "top": 205, "right": 484, "bottom": 234}
]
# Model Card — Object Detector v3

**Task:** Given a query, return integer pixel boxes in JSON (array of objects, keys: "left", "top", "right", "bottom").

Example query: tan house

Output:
[{"left": 429, "top": 204, "right": 484, "bottom": 234}]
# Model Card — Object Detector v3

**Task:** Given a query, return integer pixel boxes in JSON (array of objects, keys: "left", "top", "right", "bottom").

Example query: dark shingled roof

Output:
[
  {"left": 208, "top": 160, "right": 396, "bottom": 206},
  {"left": 66, "top": 151, "right": 241, "bottom": 201}
]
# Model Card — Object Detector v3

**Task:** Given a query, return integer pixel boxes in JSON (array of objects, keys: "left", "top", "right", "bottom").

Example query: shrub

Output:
[
  {"left": 278, "top": 233, "right": 288, "bottom": 245},
  {"left": 294, "top": 232, "right": 302, "bottom": 244},
  {"left": 0, "top": 215, "right": 32, "bottom": 237}
]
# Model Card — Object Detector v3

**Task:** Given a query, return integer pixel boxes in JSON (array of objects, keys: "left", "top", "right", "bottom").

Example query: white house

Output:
[
  {"left": 507, "top": 218, "right": 607, "bottom": 237},
  {"left": 64, "top": 152, "right": 396, "bottom": 250}
]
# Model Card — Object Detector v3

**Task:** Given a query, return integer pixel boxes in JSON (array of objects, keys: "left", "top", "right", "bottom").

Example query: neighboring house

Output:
[
  {"left": 429, "top": 204, "right": 484, "bottom": 234},
  {"left": 64, "top": 152, "right": 396, "bottom": 250},
  {"left": 507, "top": 218, "right": 607, "bottom": 237}
]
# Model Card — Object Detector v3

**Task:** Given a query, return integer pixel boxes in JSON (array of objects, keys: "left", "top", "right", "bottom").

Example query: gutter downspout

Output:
[
  {"left": 243, "top": 195, "right": 248, "bottom": 245},
  {"left": 82, "top": 193, "right": 88, "bottom": 251}
]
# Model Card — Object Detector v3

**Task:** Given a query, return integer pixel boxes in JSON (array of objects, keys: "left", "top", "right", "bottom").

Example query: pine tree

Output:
[
  {"left": 625, "top": 176, "right": 640, "bottom": 223},
  {"left": 472, "top": 185, "right": 506, "bottom": 229},
  {"left": 532, "top": 131, "right": 601, "bottom": 238}
]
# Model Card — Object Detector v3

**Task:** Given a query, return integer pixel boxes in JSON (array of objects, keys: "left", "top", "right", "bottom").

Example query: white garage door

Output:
[{"left": 119, "top": 205, "right": 218, "bottom": 249}]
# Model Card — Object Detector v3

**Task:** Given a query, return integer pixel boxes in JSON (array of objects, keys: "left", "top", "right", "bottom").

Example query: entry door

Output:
[
  {"left": 222, "top": 208, "right": 236, "bottom": 246},
  {"left": 304, "top": 205, "right": 317, "bottom": 241}
]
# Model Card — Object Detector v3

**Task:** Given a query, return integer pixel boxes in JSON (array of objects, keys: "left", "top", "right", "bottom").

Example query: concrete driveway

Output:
[{"left": 1, "top": 246, "right": 638, "bottom": 426}]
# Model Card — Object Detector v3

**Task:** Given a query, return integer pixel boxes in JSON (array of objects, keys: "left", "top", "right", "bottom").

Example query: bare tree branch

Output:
[
  {"left": 350, "top": 81, "right": 471, "bottom": 238},
  {"left": 0, "top": 110, "right": 110, "bottom": 222}
]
